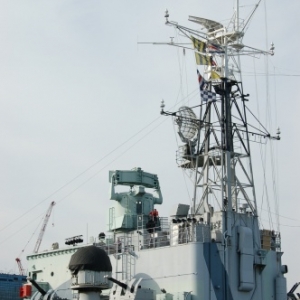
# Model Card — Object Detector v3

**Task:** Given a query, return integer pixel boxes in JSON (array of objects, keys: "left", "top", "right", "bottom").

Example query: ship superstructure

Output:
[{"left": 24, "top": 2, "right": 288, "bottom": 300}]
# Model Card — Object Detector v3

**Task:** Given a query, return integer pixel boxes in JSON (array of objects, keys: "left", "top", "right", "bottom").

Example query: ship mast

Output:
[
  {"left": 160, "top": 7, "right": 279, "bottom": 297},
  {"left": 161, "top": 2, "right": 278, "bottom": 224},
  {"left": 235, "top": 0, "right": 239, "bottom": 32}
]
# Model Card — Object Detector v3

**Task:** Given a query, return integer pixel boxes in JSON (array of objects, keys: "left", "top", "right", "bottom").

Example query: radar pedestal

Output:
[{"left": 108, "top": 168, "right": 163, "bottom": 232}]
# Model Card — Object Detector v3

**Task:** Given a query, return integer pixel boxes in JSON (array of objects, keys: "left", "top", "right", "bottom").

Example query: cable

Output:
[
  {"left": 0, "top": 212, "right": 45, "bottom": 246},
  {"left": 0, "top": 115, "right": 162, "bottom": 233},
  {"left": 16, "top": 217, "right": 44, "bottom": 258}
]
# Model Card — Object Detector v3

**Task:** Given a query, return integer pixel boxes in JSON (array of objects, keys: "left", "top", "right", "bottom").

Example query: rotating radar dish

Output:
[{"left": 176, "top": 106, "right": 198, "bottom": 142}]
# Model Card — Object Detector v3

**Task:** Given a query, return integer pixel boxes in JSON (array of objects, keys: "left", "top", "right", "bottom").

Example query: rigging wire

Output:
[
  {"left": 1, "top": 84, "right": 202, "bottom": 244},
  {"left": 241, "top": 0, "right": 262, "bottom": 34},
  {"left": 272, "top": 66, "right": 280, "bottom": 225},
  {"left": 0, "top": 211, "right": 45, "bottom": 247},
  {"left": 3, "top": 1, "right": 293, "bottom": 244},
  {"left": 1, "top": 83, "right": 200, "bottom": 237},
  {"left": 253, "top": 57, "right": 273, "bottom": 230},
  {"left": 16, "top": 217, "right": 44, "bottom": 258},
  {"left": 0, "top": 114, "right": 164, "bottom": 234},
  {"left": 175, "top": 27, "right": 185, "bottom": 104},
  {"left": 173, "top": 29, "right": 193, "bottom": 205},
  {"left": 263, "top": 0, "right": 280, "bottom": 232},
  {"left": 260, "top": 207, "right": 300, "bottom": 223},
  {"left": 0, "top": 116, "right": 170, "bottom": 245},
  {"left": 176, "top": 27, "right": 191, "bottom": 107},
  {"left": 239, "top": 60, "right": 300, "bottom": 77},
  {"left": 243, "top": 73, "right": 300, "bottom": 77},
  {"left": 244, "top": 106, "right": 270, "bottom": 134}
]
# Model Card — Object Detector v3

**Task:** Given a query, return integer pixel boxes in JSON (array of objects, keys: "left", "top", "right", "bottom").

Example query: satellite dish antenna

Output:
[{"left": 176, "top": 106, "right": 198, "bottom": 143}]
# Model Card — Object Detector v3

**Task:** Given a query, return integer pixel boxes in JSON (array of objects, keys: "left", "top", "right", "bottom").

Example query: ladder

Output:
[{"left": 121, "top": 235, "right": 135, "bottom": 281}]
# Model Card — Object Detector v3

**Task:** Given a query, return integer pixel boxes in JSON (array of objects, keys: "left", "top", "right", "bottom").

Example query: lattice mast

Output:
[{"left": 161, "top": 2, "right": 278, "bottom": 227}]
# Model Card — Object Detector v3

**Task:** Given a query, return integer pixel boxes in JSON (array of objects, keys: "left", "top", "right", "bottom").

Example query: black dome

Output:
[{"left": 68, "top": 245, "right": 112, "bottom": 275}]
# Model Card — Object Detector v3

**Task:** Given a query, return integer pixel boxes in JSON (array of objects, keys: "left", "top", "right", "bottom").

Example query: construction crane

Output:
[
  {"left": 33, "top": 201, "right": 55, "bottom": 253},
  {"left": 15, "top": 257, "right": 25, "bottom": 276}
]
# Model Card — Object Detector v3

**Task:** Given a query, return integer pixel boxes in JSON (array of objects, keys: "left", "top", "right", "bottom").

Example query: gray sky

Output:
[{"left": 0, "top": 0, "right": 299, "bottom": 289}]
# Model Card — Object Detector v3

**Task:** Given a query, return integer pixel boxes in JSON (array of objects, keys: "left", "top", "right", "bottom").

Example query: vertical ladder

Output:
[{"left": 120, "top": 235, "right": 135, "bottom": 281}]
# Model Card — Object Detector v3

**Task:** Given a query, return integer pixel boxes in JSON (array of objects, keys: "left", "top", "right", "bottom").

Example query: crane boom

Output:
[
  {"left": 15, "top": 257, "right": 25, "bottom": 276},
  {"left": 33, "top": 201, "right": 55, "bottom": 253}
]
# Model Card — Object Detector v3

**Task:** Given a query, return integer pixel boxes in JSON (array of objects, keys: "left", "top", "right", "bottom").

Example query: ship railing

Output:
[
  {"left": 95, "top": 217, "right": 211, "bottom": 253},
  {"left": 140, "top": 218, "right": 211, "bottom": 249},
  {"left": 159, "top": 217, "right": 169, "bottom": 230},
  {"left": 176, "top": 146, "right": 224, "bottom": 169},
  {"left": 139, "top": 217, "right": 170, "bottom": 249},
  {"left": 260, "top": 229, "right": 281, "bottom": 251},
  {"left": 141, "top": 226, "right": 170, "bottom": 249},
  {"left": 170, "top": 221, "right": 211, "bottom": 245}
]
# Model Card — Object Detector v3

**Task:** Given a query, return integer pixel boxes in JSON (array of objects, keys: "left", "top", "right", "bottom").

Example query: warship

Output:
[{"left": 20, "top": 1, "right": 290, "bottom": 299}]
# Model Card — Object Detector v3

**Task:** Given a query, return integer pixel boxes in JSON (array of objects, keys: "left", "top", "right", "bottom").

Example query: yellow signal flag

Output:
[
  {"left": 194, "top": 52, "right": 212, "bottom": 65},
  {"left": 191, "top": 36, "right": 206, "bottom": 53},
  {"left": 211, "top": 70, "right": 221, "bottom": 80}
]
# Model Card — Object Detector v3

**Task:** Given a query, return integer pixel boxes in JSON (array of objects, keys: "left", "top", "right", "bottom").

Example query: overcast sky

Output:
[{"left": 0, "top": 0, "right": 299, "bottom": 289}]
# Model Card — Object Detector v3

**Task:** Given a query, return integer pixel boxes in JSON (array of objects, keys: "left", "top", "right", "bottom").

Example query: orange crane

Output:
[
  {"left": 15, "top": 257, "right": 25, "bottom": 276},
  {"left": 33, "top": 201, "right": 55, "bottom": 253},
  {"left": 15, "top": 201, "right": 56, "bottom": 275}
]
